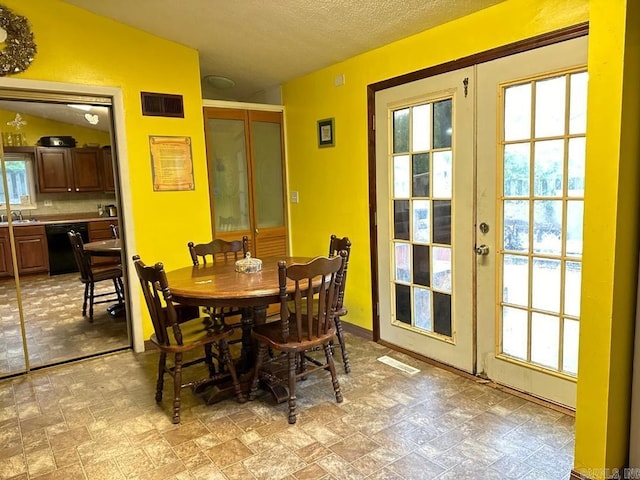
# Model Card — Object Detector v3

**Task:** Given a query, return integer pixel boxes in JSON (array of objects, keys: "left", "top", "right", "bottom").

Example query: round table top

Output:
[
  {"left": 84, "top": 238, "right": 121, "bottom": 256},
  {"left": 165, "top": 256, "right": 315, "bottom": 308}
]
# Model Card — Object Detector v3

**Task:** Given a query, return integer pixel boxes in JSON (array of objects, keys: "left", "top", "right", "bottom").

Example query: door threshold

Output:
[{"left": 378, "top": 339, "right": 575, "bottom": 417}]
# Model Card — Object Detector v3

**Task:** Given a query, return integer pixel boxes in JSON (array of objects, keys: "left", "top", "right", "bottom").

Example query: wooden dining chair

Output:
[
  {"left": 249, "top": 253, "right": 346, "bottom": 424},
  {"left": 328, "top": 235, "right": 352, "bottom": 373},
  {"left": 67, "top": 230, "right": 124, "bottom": 322},
  {"left": 187, "top": 237, "right": 249, "bottom": 345},
  {"left": 132, "top": 255, "right": 245, "bottom": 424}
]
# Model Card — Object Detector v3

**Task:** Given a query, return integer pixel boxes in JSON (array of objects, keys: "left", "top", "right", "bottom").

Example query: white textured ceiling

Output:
[{"left": 61, "top": 0, "right": 505, "bottom": 102}]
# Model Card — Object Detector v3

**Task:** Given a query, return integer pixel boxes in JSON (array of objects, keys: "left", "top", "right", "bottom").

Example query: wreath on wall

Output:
[{"left": 0, "top": 4, "right": 36, "bottom": 76}]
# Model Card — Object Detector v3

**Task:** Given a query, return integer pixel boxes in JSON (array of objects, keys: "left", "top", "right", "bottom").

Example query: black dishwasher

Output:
[{"left": 45, "top": 222, "right": 89, "bottom": 275}]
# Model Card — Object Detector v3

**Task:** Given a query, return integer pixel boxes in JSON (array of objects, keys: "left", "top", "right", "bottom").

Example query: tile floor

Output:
[
  {"left": 0, "top": 332, "right": 575, "bottom": 479},
  {"left": 0, "top": 272, "right": 129, "bottom": 374}
]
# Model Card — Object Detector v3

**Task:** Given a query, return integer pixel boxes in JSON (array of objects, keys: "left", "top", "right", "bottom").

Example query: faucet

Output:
[{"left": 11, "top": 210, "right": 22, "bottom": 221}]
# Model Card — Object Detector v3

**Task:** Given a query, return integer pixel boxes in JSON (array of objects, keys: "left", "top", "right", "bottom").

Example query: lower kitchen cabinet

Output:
[
  {"left": 14, "top": 226, "right": 49, "bottom": 275},
  {"left": 0, "top": 228, "right": 13, "bottom": 277},
  {"left": 0, "top": 225, "right": 49, "bottom": 277}
]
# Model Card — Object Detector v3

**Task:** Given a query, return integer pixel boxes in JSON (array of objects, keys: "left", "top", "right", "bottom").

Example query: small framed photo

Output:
[{"left": 317, "top": 118, "right": 335, "bottom": 148}]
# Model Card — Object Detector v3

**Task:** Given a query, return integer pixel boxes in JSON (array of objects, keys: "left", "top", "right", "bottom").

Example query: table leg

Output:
[{"left": 238, "top": 305, "right": 266, "bottom": 373}]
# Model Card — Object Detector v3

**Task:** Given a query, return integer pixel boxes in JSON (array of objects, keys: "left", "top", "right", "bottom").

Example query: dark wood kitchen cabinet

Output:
[
  {"left": 14, "top": 225, "right": 49, "bottom": 275},
  {"left": 0, "top": 227, "right": 13, "bottom": 277},
  {"left": 102, "top": 146, "right": 115, "bottom": 192},
  {"left": 36, "top": 147, "right": 103, "bottom": 193}
]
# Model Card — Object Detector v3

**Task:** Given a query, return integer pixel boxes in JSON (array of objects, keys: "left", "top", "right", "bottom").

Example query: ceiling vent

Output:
[{"left": 140, "top": 92, "right": 184, "bottom": 118}]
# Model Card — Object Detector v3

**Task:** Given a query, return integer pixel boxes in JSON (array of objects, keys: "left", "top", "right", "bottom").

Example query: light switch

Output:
[{"left": 291, "top": 191, "right": 299, "bottom": 203}]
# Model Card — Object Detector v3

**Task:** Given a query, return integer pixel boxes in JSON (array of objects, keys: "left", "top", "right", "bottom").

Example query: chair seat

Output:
[
  {"left": 81, "top": 265, "right": 122, "bottom": 283},
  {"left": 150, "top": 316, "right": 234, "bottom": 353},
  {"left": 252, "top": 317, "right": 336, "bottom": 352}
]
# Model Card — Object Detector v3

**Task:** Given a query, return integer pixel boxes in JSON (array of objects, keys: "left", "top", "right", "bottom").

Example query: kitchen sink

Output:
[{"left": 0, "top": 219, "right": 39, "bottom": 225}]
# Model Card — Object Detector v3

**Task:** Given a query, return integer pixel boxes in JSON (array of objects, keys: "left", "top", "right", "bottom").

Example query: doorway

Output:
[
  {"left": 371, "top": 33, "right": 587, "bottom": 408},
  {"left": 0, "top": 91, "right": 131, "bottom": 378}
]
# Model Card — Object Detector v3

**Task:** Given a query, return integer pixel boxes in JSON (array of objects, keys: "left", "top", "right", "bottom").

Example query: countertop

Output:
[{"left": 0, "top": 215, "right": 119, "bottom": 227}]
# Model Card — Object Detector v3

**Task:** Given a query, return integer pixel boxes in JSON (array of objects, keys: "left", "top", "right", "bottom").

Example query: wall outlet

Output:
[
  {"left": 44, "top": 200, "right": 53, "bottom": 207},
  {"left": 291, "top": 191, "right": 299, "bottom": 203},
  {"left": 334, "top": 74, "right": 345, "bottom": 87}
]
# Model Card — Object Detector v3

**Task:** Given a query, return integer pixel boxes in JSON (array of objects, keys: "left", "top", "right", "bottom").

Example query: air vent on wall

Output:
[{"left": 140, "top": 92, "right": 184, "bottom": 118}]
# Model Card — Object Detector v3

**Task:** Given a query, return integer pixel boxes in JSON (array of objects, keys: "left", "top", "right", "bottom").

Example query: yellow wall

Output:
[
  {"left": 1, "top": 0, "right": 213, "bottom": 339},
  {"left": 283, "top": 0, "right": 639, "bottom": 477},
  {"left": 0, "top": 110, "right": 111, "bottom": 147},
  {"left": 575, "top": 0, "right": 640, "bottom": 476},
  {"left": 283, "top": 0, "right": 589, "bottom": 330}
]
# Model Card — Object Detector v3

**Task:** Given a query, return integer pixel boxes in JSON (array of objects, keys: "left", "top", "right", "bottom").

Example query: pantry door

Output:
[
  {"left": 475, "top": 36, "right": 588, "bottom": 407},
  {"left": 375, "top": 67, "right": 476, "bottom": 373}
]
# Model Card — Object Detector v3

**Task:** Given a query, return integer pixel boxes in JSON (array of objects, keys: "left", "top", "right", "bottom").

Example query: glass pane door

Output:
[
  {"left": 476, "top": 36, "right": 588, "bottom": 407},
  {"left": 206, "top": 115, "right": 251, "bottom": 233},
  {"left": 375, "top": 67, "right": 475, "bottom": 373}
]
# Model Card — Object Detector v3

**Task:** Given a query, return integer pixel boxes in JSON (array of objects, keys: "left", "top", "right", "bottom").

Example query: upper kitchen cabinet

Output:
[
  {"left": 102, "top": 147, "right": 116, "bottom": 192},
  {"left": 204, "top": 108, "right": 288, "bottom": 259},
  {"left": 36, "top": 147, "right": 103, "bottom": 193}
]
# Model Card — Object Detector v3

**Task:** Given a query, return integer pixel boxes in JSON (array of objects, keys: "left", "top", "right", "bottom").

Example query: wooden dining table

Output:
[
  {"left": 83, "top": 238, "right": 121, "bottom": 257},
  {"left": 165, "top": 255, "right": 316, "bottom": 403}
]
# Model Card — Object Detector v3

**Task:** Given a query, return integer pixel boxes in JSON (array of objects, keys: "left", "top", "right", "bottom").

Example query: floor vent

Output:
[
  {"left": 141, "top": 92, "right": 184, "bottom": 118},
  {"left": 377, "top": 355, "right": 420, "bottom": 375}
]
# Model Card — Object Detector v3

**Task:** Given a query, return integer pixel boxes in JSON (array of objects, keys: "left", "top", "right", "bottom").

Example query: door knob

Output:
[{"left": 475, "top": 244, "right": 489, "bottom": 256}]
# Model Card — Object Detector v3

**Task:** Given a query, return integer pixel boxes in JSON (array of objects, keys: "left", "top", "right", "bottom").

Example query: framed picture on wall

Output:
[{"left": 317, "top": 118, "right": 335, "bottom": 148}]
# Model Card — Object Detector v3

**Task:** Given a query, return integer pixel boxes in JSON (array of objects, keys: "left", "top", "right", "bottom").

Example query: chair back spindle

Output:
[{"left": 279, "top": 253, "right": 345, "bottom": 344}]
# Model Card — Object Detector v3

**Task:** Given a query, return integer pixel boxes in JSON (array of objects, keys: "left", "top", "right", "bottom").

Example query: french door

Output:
[{"left": 375, "top": 36, "right": 587, "bottom": 407}]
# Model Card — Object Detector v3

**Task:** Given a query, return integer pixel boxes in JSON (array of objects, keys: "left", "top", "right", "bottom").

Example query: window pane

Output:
[
  {"left": 433, "top": 292, "right": 452, "bottom": 337},
  {"left": 414, "top": 287, "right": 432, "bottom": 332},
  {"left": 412, "top": 200, "right": 430, "bottom": 243},
  {"left": 394, "top": 242, "right": 410, "bottom": 283},
  {"left": 412, "top": 153, "right": 430, "bottom": 197},
  {"left": 412, "top": 104, "right": 431, "bottom": 152},
  {"left": 0, "top": 160, "right": 30, "bottom": 205},
  {"left": 395, "top": 284, "right": 411, "bottom": 324},
  {"left": 253, "top": 121, "right": 284, "bottom": 228},
  {"left": 569, "top": 72, "right": 588, "bottom": 135},
  {"left": 393, "top": 108, "right": 409, "bottom": 153},
  {"left": 432, "top": 200, "right": 451, "bottom": 245},
  {"left": 503, "top": 255, "right": 529, "bottom": 307},
  {"left": 393, "top": 155, "right": 410, "bottom": 198},
  {"left": 566, "top": 201, "right": 583, "bottom": 257},
  {"left": 568, "top": 137, "right": 585, "bottom": 197},
  {"left": 531, "top": 312, "right": 559, "bottom": 369},
  {"left": 504, "top": 143, "right": 530, "bottom": 197},
  {"left": 535, "top": 76, "right": 566, "bottom": 137},
  {"left": 565, "top": 261, "right": 582, "bottom": 317},
  {"left": 432, "top": 151, "right": 452, "bottom": 198},
  {"left": 432, "top": 246, "right": 451, "bottom": 293},
  {"left": 433, "top": 99, "right": 452, "bottom": 149},
  {"left": 502, "top": 306, "right": 528, "bottom": 360},
  {"left": 534, "top": 140, "right": 564, "bottom": 197},
  {"left": 532, "top": 258, "right": 561, "bottom": 312},
  {"left": 504, "top": 200, "right": 529, "bottom": 252},
  {"left": 394, "top": 200, "right": 409, "bottom": 240},
  {"left": 412, "top": 244, "right": 430, "bottom": 287},
  {"left": 208, "top": 118, "right": 250, "bottom": 232},
  {"left": 504, "top": 84, "right": 532, "bottom": 141},
  {"left": 563, "top": 318, "right": 579, "bottom": 375},
  {"left": 533, "top": 200, "right": 562, "bottom": 255}
]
